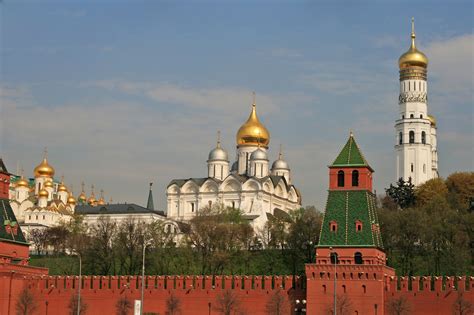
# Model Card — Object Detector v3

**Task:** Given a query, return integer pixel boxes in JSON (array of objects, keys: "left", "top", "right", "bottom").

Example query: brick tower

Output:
[{"left": 306, "top": 133, "right": 395, "bottom": 314}]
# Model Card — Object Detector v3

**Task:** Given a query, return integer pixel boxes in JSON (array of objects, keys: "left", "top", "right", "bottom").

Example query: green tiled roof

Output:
[
  {"left": 318, "top": 190, "right": 383, "bottom": 248},
  {"left": 1, "top": 198, "right": 27, "bottom": 244},
  {"left": 331, "top": 134, "right": 372, "bottom": 169}
]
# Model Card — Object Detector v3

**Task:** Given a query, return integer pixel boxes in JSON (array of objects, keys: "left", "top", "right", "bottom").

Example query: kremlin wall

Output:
[{"left": 1, "top": 134, "right": 472, "bottom": 315}]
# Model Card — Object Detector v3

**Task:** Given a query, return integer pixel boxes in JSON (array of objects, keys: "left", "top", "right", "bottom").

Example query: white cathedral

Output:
[
  {"left": 395, "top": 19, "right": 439, "bottom": 186},
  {"left": 166, "top": 97, "right": 302, "bottom": 230}
]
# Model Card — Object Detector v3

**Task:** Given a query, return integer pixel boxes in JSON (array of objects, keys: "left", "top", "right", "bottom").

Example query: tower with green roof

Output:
[{"left": 316, "top": 132, "right": 385, "bottom": 265}]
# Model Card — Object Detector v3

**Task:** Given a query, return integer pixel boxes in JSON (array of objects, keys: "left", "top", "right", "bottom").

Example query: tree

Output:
[
  {"left": 45, "top": 225, "right": 70, "bottom": 254},
  {"left": 15, "top": 287, "right": 38, "bottom": 315},
  {"left": 387, "top": 296, "right": 411, "bottom": 315},
  {"left": 385, "top": 178, "right": 416, "bottom": 209},
  {"left": 265, "top": 288, "right": 289, "bottom": 315},
  {"left": 29, "top": 228, "right": 47, "bottom": 255},
  {"left": 165, "top": 293, "right": 182, "bottom": 315},
  {"left": 68, "top": 295, "right": 87, "bottom": 315},
  {"left": 452, "top": 292, "right": 474, "bottom": 315},
  {"left": 325, "top": 294, "right": 352, "bottom": 315},
  {"left": 84, "top": 216, "right": 117, "bottom": 275},
  {"left": 116, "top": 296, "right": 133, "bottom": 315},
  {"left": 114, "top": 218, "right": 146, "bottom": 275},
  {"left": 446, "top": 172, "right": 474, "bottom": 211},
  {"left": 415, "top": 178, "right": 448, "bottom": 207},
  {"left": 214, "top": 289, "right": 245, "bottom": 315}
]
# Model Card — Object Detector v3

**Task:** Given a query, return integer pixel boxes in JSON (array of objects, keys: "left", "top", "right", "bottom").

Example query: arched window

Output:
[
  {"left": 409, "top": 131, "right": 415, "bottom": 143},
  {"left": 410, "top": 114, "right": 414, "bottom": 118},
  {"left": 330, "top": 252, "right": 339, "bottom": 264},
  {"left": 352, "top": 170, "right": 359, "bottom": 187},
  {"left": 342, "top": 285, "right": 346, "bottom": 293},
  {"left": 337, "top": 170, "right": 345, "bottom": 187},
  {"left": 330, "top": 221, "right": 338, "bottom": 233},
  {"left": 362, "top": 285, "right": 367, "bottom": 294},
  {"left": 399, "top": 132, "right": 403, "bottom": 145},
  {"left": 354, "top": 252, "right": 363, "bottom": 264},
  {"left": 355, "top": 220, "right": 363, "bottom": 232},
  {"left": 322, "top": 284, "right": 326, "bottom": 293},
  {"left": 420, "top": 114, "right": 423, "bottom": 119},
  {"left": 421, "top": 131, "right": 426, "bottom": 144}
]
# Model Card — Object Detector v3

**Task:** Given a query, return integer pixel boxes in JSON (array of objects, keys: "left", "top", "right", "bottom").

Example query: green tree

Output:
[
  {"left": 84, "top": 216, "right": 117, "bottom": 275},
  {"left": 385, "top": 178, "right": 416, "bottom": 209},
  {"left": 446, "top": 172, "right": 474, "bottom": 211}
]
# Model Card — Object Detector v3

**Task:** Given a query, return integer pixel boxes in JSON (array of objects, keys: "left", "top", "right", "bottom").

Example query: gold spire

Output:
[
  {"left": 236, "top": 92, "right": 270, "bottom": 147},
  {"left": 278, "top": 144, "right": 283, "bottom": 160},
  {"left": 34, "top": 148, "right": 55, "bottom": 178},
  {"left": 399, "top": 17, "right": 428, "bottom": 69}
]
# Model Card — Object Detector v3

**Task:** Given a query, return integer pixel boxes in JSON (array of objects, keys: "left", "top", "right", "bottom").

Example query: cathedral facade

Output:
[
  {"left": 166, "top": 97, "right": 301, "bottom": 230},
  {"left": 395, "top": 19, "right": 439, "bottom": 186}
]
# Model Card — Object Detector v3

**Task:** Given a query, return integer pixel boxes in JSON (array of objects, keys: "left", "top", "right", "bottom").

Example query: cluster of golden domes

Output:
[
  {"left": 236, "top": 93, "right": 270, "bottom": 148},
  {"left": 398, "top": 18, "right": 428, "bottom": 69},
  {"left": 15, "top": 152, "right": 111, "bottom": 207}
]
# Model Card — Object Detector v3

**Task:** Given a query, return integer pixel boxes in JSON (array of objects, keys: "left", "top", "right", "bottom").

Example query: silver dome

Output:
[
  {"left": 208, "top": 146, "right": 228, "bottom": 161},
  {"left": 271, "top": 159, "right": 289, "bottom": 170},
  {"left": 250, "top": 148, "right": 268, "bottom": 161}
]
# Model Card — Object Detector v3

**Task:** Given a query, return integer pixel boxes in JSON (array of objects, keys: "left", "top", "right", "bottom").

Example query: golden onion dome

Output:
[
  {"left": 428, "top": 114, "right": 436, "bottom": 127},
  {"left": 58, "top": 183, "right": 68, "bottom": 192},
  {"left": 44, "top": 180, "right": 54, "bottom": 189},
  {"left": 78, "top": 192, "right": 87, "bottom": 202},
  {"left": 67, "top": 194, "right": 77, "bottom": 205},
  {"left": 15, "top": 177, "right": 29, "bottom": 188},
  {"left": 38, "top": 189, "right": 49, "bottom": 198},
  {"left": 399, "top": 18, "right": 428, "bottom": 69},
  {"left": 97, "top": 198, "right": 105, "bottom": 206},
  {"left": 87, "top": 195, "right": 96, "bottom": 205},
  {"left": 236, "top": 97, "right": 270, "bottom": 147},
  {"left": 34, "top": 156, "right": 55, "bottom": 178}
]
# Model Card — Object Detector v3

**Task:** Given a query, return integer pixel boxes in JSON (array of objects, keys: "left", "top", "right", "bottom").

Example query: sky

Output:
[{"left": 0, "top": 0, "right": 472, "bottom": 211}]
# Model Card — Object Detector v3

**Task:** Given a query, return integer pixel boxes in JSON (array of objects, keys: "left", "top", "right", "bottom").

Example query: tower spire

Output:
[
  {"left": 217, "top": 130, "right": 221, "bottom": 148},
  {"left": 147, "top": 182, "right": 154, "bottom": 210},
  {"left": 252, "top": 91, "right": 256, "bottom": 106},
  {"left": 279, "top": 144, "right": 283, "bottom": 159},
  {"left": 411, "top": 17, "right": 416, "bottom": 49}
]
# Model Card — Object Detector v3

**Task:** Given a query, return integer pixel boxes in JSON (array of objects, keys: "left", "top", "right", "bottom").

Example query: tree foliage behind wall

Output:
[{"left": 379, "top": 172, "right": 474, "bottom": 276}]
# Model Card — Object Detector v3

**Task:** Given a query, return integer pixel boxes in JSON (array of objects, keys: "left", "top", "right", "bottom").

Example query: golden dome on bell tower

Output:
[
  {"left": 398, "top": 18, "right": 428, "bottom": 69},
  {"left": 236, "top": 92, "right": 270, "bottom": 148},
  {"left": 34, "top": 149, "right": 55, "bottom": 178}
]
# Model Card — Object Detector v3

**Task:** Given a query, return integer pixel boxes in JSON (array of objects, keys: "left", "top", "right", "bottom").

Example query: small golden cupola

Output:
[
  {"left": 67, "top": 192, "right": 77, "bottom": 205},
  {"left": 399, "top": 18, "right": 428, "bottom": 69},
  {"left": 44, "top": 180, "right": 54, "bottom": 189},
  {"left": 87, "top": 185, "right": 97, "bottom": 205},
  {"left": 38, "top": 188, "right": 49, "bottom": 198},
  {"left": 78, "top": 182, "right": 87, "bottom": 203},
  {"left": 58, "top": 178, "right": 68, "bottom": 192},
  {"left": 34, "top": 150, "right": 55, "bottom": 178},
  {"left": 428, "top": 114, "right": 436, "bottom": 127},
  {"left": 97, "top": 189, "right": 106, "bottom": 206},
  {"left": 236, "top": 92, "right": 270, "bottom": 148},
  {"left": 15, "top": 173, "right": 29, "bottom": 188}
]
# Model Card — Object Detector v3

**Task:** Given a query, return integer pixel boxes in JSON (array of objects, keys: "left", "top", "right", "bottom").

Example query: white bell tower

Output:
[{"left": 395, "top": 18, "right": 438, "bottom": 186}]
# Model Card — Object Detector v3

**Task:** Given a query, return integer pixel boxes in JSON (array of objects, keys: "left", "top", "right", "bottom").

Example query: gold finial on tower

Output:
[
  {"left": 350, "top": 130, "right": 354, "bottom": 137},
  {"left": 279, "top": 144, "right": 283, "bottom": 159},
  {"left": 398, "top": 17, "right": 428, "bottom": 69},
  {"left": 252, "top": 91, "right": 256, "bottom": 106},
  {"left": 217, "top": 130, "right": 221, "bottom": 148}
]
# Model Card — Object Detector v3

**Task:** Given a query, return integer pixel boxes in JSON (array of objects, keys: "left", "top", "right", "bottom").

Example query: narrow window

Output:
[
  {"left": 408, "top": 81, "right": 411, "bottom": 91},
  {"left": 337, "top": 170, "right": 345, "bottom": 187},
  {"left": 410, "top": 114, "right": 414, "bottom": 118},
  {"left": 423, "top": 164, "right": 426, "bottom": 174},
  {"left": 323, "top": 285, "right": 326, "bottom": 293},
  {"left": 191, "top": 202, "right": 195, "bottom": 212},
  {"left": 342, "top": 285, "right": 346, "bottom": 293},
  {"left": 260, "top": 164, "right": 263, "bottom": 176},
  {"left": 362, "top": 285, "right": 367, "bottom": 294},
  {"left": 411, "top": 163, "right": 414, "bottom": 173},
  {"left": 352, "top": 170, "right": 359, "bottom": 187},
  {"left": 420, "top": 114, "right": 423, "bottom": 119},
  {"left": 330, "top": 221, "right": 338, "bottom": 233},
  {"left": 421, "top": 131, "right": 426, "bottom": 144},
  {"left": 330, "top": 252, "right": 339, "bottom": 264},
  {"left": 220, "top": 166, "right": 223, "bottom": 179},
  {"left": 43, "top": 215, "right": 45, "bottom": 220},
  {"left": 414, "top": 81, "right": 416, "bottom": 91},
  {"left": 399, "top": 132, "right": 403, "bottom": 145},
  {"left": 419, "top": 81, "right": 421, "bottom": 91},
  {"left": 402, "top": 115, "right": 405, "bottom": 119},
  {"left": 231, "top": 201, "right": 235, "bottom": 209},
  {"left": 409, "top": 131, "right": 415, "bottom": 143},
  {"left": 355, "top": 220, "right": 363, "bottom": 232},
  {"left": 354, "top": 252, "right": 363, "bottom": 264},
  {"left": 213, "top": 165, "right": 216, "bottom": 177}
]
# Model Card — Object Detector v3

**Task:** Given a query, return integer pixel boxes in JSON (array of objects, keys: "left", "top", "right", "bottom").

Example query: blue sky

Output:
[{"left": 1, "top": 0, "right": 472, "bottom": 210}]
